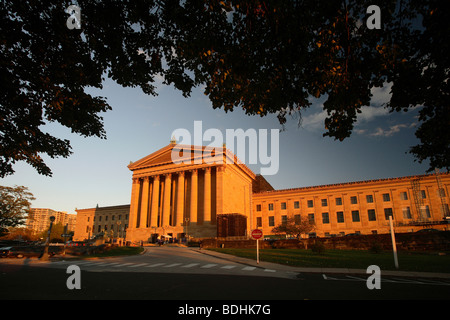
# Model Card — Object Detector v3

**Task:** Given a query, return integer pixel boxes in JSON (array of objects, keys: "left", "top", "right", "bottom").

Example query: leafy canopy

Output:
[{"left": 1, "top": 0, "right": 448, "bottom": 177}]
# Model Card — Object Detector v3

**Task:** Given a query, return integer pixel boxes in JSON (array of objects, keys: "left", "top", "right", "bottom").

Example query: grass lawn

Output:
[{"left": 208, "top": 248, "right": 450, "bottom": 273}]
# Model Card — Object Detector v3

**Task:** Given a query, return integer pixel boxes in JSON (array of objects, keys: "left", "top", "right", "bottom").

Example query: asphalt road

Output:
[{"left": 1, "top": 246, "right": 450, "bottom": 303}]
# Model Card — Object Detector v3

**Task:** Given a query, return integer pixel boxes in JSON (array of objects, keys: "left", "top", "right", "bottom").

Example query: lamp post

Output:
[{"left": 40, "top": 216, "right": 55, "bottom": 261}]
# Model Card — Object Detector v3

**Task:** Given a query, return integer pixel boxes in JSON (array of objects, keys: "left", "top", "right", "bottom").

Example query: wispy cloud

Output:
[{"left": 369, "top": 123, "right": 417, "bottom": 137}]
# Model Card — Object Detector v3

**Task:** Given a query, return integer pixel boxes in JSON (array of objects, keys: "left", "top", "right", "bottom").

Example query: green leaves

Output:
[{"left": 1, "top": 0, "right": 448, "bottom": 176}]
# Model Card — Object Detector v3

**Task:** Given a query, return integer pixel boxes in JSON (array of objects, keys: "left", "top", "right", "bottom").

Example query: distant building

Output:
[
  {"left": 73, "top": 205, "right": 129, "bottom": 241},
  {"left": 72, "top": 144, "right": 450, "bottom": 243},
  {"left": 26, "top": 208, "right": 76, "bottom": 235}
]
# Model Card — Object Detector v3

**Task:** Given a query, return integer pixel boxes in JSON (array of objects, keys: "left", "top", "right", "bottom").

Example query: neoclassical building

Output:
[{"left": 73, "top": 143, "right": 450, "bottom": 242}]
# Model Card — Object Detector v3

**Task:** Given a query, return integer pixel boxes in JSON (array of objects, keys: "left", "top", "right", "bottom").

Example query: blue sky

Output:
[{"left": 1, "top": 78, "right": 429, "bottom": 214}]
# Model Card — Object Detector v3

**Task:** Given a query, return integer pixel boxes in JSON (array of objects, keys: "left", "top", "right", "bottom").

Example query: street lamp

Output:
[{"left": 40, "top": 216, "right": 55, "bottom": 261}]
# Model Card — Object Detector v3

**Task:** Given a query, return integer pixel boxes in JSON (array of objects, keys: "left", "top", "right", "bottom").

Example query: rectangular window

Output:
[
  {"left": 366, "top": 195, "right": 374, "bottom": 203},
  {"left": 382, "top": 193, "right": 390, "bottom": 202},
  {"left": 400, "top": 192, "right": 408, "bottom": 200},
  {"left": 420, "top": 190, "right": 427, "bottom": 199},
  {"left": 268, "top": 216, "right": 275, "bottom": 226},
  {"left": 321, "top": 199, "right": 328, "bottom": 207},
  {"left": 336, "top": 211, "right": 344, "bottom": 223},
  {"left": 256, "top": 204, "right": 262, "bottom": 212},
  {"left": 322, "top": 212, "right": 329, "bottom": 224},
  {"left": 294, "top": 214, "right": 301, "bottom": 224},
  {"left": 384, "top": 208, "right": 393, "bottom": 220},
  {"left": 281, "top": 202, "right": 287, "bottom": 210},
  {"left": 307, "top": 200, "right": 314, "bottom": 208},
  {"left": 350, "top": 196, "right": 358, "bottom": 204},
  {"left": 294, "top": 201, "right": 300, "bottom": 209},
  {"left": 281, "top": 215, "right": 288, "bottom": 225},
  {"left": 352, "top": 210, "right": 360, "bottom": 222},
  {"left": 368, "top": 209, "right": 376, "bottom": 221},
  {"left": 308, "top": 214, "right": 315, "bottom": 223},
  {"left": 402, "top": 207, "right": 412, "bottom": 219},
  {"left": 268, "top": 203, "right": 274, "bottom": 211},
  {"left": 335, "top": 197, "right": 342, "bottom": 206},
  {"left": 256, "top": 217, "right": 262, "bottom": 227}
]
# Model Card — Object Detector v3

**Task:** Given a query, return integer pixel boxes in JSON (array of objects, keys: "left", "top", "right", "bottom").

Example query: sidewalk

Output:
[{"left": 192, "top": 248, "right": 450, "bottom": 279}]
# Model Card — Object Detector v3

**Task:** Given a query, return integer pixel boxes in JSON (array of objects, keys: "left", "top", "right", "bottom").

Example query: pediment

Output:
[{"left": 128, "top": 144, "right": 226, "bottom": 171}]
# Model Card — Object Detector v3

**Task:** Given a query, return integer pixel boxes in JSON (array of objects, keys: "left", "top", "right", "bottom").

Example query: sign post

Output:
[
  {"left": 251, "top": 229, "right": 263, "bottom": 264},
  {"left": 389, "top": 216, "right": 399, "bottom": 269}
]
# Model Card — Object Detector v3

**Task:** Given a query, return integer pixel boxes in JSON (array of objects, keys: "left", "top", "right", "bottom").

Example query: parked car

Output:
[{"left": 0, "top": 246, "right": 56, "bottom": 258}]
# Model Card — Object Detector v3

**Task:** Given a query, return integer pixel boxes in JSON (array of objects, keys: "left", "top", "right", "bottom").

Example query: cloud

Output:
[{"left": 369, "top": 123, "right": 416, "bottom": 137}]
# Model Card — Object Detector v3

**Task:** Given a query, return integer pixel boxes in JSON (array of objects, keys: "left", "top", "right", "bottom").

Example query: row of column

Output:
[{"left": 129, "top": 167, "right": 221, "bottom": 230}]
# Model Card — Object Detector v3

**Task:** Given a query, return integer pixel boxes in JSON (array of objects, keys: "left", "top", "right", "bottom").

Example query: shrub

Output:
[
  {"left": 311, "top": 241, "right": 325, "bottom": 254},
  {"left": 369, "top": 242, "right": 383, "bottom": 254}
]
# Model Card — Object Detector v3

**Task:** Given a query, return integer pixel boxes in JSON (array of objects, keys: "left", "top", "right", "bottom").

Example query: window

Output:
[
  {"left": 352, "top": 210, "right": 360, "bottom": 222},
  {"left": 256, "top": 217, "right": 262, "bottom": 227},
  {"left": 368, "top": 209, "right": 376, "bottom": 221},
  {"left": 112, "top": 215, "right": 115, "bottom": 221},
  {"left": 322, "top": 212, "right": 330, "bottom": 224},
  {"left": 400, "top": 192, "right": 408, "bottom": 200},
  {"left": 281, "top": 202, "right": 287, "bottom": 210},
  {"left": 308, "top": 214, "right": 315, "bottom": 223},
  {"left": 321, "top": 199, "right": 328, "bottom": 207},
  {"left": 366, "top": 195, "right": 374, "bottom": 203},
  {"left": 350, "top": 196, "right": 357, "bottom": 204},
  {"left": 420, "top": 190, "right": 427, "bottom": 199},
  {"left": 336, "top": 211, "right": 344, "bottom": 223},
  {"left": 268, "top": 216, "right": 275, "bottom": 226},
  {"left": 294, "top": 214, "right": 301, "bottom": 224},
  {"left": 256, "top": 204, "right": 261, "bottom": 212},
  {"left": 384, "top": 208, "right": 393, "bottom": 220},
  {"left": 439, "top": 188, "right": 446, "bottom": 197},
  {"left": 294, "top": 201, "right": 300, "bottom": 209},
  {"left": 268, "top": 203, "right": 274, "bottom": 211},
  {"left": 307, "top": 200, "right": 314, "bottom": 208},
  {"left": 424, "top": 205, "right": 431, "bottom": 218},
  {"left": 382, "top": 193, "right": 390, "bottom": 202},
  {"left": 402, "top": 207, "right": 412, "bottom": 219},
  {"left": 335, "top": 197, "right": 342, "bottom": 206},
  {"left": 281, "top": 215, "right": 288, "bottom": 225}
]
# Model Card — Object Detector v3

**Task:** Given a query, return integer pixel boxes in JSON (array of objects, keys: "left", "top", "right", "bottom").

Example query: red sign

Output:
[{"left": 251, "top": 229, "right": 263, "bottom": 240}]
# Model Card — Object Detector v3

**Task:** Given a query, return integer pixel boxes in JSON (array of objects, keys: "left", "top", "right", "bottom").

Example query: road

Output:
[{"left": 1, "top": 246, "right": 450, "bottom": 303}]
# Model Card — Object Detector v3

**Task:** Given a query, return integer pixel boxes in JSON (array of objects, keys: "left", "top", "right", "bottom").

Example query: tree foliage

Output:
[
  {"left": 271, "top": 217, "right": 315, "bottom": 239},
  {"left": 1, "top": 0, "right": 448, "bottom": 177},
  {"left": 0, "top": 185, "right": 35, "bottom": 236}
]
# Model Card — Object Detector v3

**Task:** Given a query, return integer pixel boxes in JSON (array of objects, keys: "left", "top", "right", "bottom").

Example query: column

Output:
[
  {"left": 129, "top": 178, "right": 141, "bottom": 229},
  {"left": 139, "top": 177, "right": 150, "bottom": 228},
  {"left": 190, "top": 170, "right": 198, "bottom": 224},
  {"left": 162, "top": 173, "right": 172, "bottom": 227},
  {"left": 215, "top": 166, "right": 224, "bottom": 220},
  {"left": 204, "top": 167, "right": 211, "bottom": 223},
  {"left": 176, "top": 172, "right": 185, "bottom": 227},
  {"left": 150, "top": 175, "right": 160, "bottom": 227}
]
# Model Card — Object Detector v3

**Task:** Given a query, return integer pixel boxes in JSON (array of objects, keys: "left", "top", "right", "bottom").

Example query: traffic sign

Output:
[{"left": 251, "top": 229, "right": 263, "bottom": 240}]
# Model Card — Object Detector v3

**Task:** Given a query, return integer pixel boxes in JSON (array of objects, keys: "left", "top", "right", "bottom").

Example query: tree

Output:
[
  {"left": 0, "top": 185, "right": 35, "bottom": 236},
  {"left": 271, "top": 217, "right": 315, "bottom": 239},
  {"left": 1, "top": 0, "right": 448, "bottom": 177}
]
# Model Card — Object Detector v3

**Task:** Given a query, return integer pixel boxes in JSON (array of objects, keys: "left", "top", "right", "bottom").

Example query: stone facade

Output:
[
  {"left": 72, "top": 143, "right": 450, "bottom": 243},
  {"left": 125, "top": 143, "right": 255, "bottom": 242},
  {"left": 252, "top": 172, "right": 450, "bottom": 237}
]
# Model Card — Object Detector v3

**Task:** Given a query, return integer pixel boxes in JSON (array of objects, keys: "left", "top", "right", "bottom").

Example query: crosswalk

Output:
[{"left": 41, "top": 259, "right": 279, "bottom": 275}]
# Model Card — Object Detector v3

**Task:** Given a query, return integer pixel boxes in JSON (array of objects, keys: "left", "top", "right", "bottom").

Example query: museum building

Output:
[{"left": 73, "top": 143, "right": 450, "bottom": 243}]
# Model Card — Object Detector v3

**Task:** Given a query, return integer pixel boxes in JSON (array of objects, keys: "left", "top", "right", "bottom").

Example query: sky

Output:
[{"left": 1, "top": 77, "right": 430, "bottom": 215}]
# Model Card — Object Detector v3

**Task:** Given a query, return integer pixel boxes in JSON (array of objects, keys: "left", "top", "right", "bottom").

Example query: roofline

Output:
[{"left": 253, "top": 172, "right": 449, "bottom": 196}]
